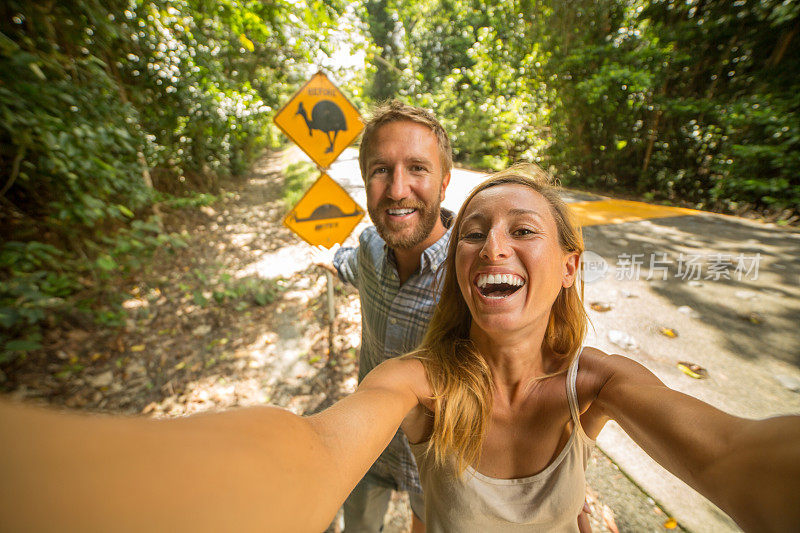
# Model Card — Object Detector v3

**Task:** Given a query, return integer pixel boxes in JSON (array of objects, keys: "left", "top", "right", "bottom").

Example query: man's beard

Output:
[{"left": 369, "top": 199, "right": 441, "bottom": 250}]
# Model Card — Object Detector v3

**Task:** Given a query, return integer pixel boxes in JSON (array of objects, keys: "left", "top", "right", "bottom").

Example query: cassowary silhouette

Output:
[{"left": 296, "top": 100, "right": 347, "bottom": 153}]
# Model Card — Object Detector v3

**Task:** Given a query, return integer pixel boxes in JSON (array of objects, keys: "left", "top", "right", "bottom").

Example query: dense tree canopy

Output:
[
  {"left": 1, "top": 0, "right": 797, "bottom": 361},
  {"left": 0, "top": 0, "right": 347, "bottom": 360},
  {"left": 360, "top": 0, "right": 799, "bottom": 215}
]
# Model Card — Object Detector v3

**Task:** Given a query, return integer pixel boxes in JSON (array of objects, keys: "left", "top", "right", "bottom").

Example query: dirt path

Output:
[
  {"left": 5, "top": 149, "right": 359, "bottom": 418},
  {"left": 3, "top": 149, "right": 683, "bottom": 532}
]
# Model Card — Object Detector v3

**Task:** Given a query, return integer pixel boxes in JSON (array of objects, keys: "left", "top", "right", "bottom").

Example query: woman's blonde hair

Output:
[{"left": 415, "top": 163, "right": 587, "bottom": 474}]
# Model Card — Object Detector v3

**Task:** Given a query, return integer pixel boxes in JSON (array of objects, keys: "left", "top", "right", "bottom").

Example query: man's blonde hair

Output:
[
  {"left": 358, "top": 100, "right": 452, "bottom": 180},
  {"left": 413, "top": 163, "right": 588, "bottom": 474}
]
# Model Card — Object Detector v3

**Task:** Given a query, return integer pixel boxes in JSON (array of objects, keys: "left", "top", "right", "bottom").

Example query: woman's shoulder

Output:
[
  {"left": 578, "top": 347, "right": 664, "bottom": 385},
  {"left": 575, "top": 346, "right": 612, "bottom": 388},
  {"left": 364, "top": 355, "right": 432, "bottom": 401},
  {"left": 575, "top": 347, "right": 666, "bottom": 420}
]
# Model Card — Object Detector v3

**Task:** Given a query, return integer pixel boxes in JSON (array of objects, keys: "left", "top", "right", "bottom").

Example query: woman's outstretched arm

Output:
[
  {"left": 587, "top": 349, "right": 800, "bottom": 532},
  {"left": 0, "top": 357, "right": 423, "bottom": 533}
]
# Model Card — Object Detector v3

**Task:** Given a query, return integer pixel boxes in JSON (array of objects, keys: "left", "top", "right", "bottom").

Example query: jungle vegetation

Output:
[{"left": 1, "top": 0, "right": 798, "bottom": 361}]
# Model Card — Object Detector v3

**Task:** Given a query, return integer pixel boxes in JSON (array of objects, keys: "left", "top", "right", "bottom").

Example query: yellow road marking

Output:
[{"left": 568, "top": 199, "right": 699, "bottom": 227}]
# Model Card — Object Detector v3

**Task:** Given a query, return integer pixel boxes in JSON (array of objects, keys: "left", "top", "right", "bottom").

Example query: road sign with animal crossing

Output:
[
  {"left": 273, "top": 72, "right": 364, "bottom": 169},
  {"left": 283, "top": 173, "right": 365, "bottom": 248}
]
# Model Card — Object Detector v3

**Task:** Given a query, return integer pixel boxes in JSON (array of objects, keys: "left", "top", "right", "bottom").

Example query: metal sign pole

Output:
[{"left": 325, "top": 269, "right": 335, "bottom": 359}]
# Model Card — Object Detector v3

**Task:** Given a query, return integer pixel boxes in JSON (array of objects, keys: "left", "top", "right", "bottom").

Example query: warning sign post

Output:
[
  {"left": 274, "top": 71, "right": 365, "bottom": 357},
  {"left": 283, "top": 173, "right": 364, "bottom": 248},
  {"left": 273, "top": 72, "right": 364, "bottom": 169}
]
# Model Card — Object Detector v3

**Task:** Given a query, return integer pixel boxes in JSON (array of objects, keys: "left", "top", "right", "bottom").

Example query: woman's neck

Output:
[{"left": 470, "top": 321, "right": 550, "bottom": 408}]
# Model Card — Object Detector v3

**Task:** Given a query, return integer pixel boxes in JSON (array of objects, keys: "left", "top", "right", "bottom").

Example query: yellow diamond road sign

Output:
[
  {"left": 284, "top": 173, "right": 365, "bottom": 248},
  {"left": 274, "top": 72, "right": 364, "bottom": 169}
]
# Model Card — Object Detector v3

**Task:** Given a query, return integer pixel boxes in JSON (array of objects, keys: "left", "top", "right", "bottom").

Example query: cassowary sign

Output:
[{"left": 273, "top": 72, "right": 363, "bottom": 168}]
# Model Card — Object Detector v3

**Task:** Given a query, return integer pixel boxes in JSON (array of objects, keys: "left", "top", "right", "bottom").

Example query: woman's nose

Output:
[{"left": 480, "top": 231, "right": 510, "bottom": 261}]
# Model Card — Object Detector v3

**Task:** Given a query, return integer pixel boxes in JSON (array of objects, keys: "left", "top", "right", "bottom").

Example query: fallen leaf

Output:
[
  {"left": 677, "top": 361, "right": 708, "bottom": 379},
  {"left": 67, "top": 330, "right": 90, "bottom": 343},
  {"left": 131, "top": 345, "right": 146, "bottom": 352},
  {"left": 590, "top": 302, "right": 612, "bottom": 312},
  {"left": 89, "top": 371, "right": 114, "bottom": 388},
  {"left": 193, "top": 325, "right": 212, "bottom": 337},
  {"left": 741, "top": 312, "right": 763, "bottom": 325},
  {"left": 659, "top": 327, "right": 678, "bottom": 338},
  {"left": 663, "top": 517, "right": 677, "bottom": 529}
]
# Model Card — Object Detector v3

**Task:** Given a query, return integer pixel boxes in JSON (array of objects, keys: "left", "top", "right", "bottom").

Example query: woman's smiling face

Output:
[{"left": 455, "top": 183, "right": 579, "bottom": 337}]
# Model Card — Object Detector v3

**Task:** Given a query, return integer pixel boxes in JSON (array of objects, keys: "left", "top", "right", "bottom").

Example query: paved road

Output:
[{"left": 319, "top": 148, "right": 800, "bottom": 532}]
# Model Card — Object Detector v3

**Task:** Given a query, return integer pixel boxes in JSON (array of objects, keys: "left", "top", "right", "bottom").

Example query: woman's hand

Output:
[{"left": 583, "top": 349, "right": 800, "bottom": 532}]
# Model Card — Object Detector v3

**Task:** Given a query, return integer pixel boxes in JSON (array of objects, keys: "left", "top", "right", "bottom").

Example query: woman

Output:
[{"left": 2, "top": 165, "right": 799, "bottom": 532}]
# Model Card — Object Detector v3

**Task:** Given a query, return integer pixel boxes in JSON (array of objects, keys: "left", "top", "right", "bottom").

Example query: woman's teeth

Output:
[
  {"left": 476, "top": 273, "right": 525, "bottom": 299},
  {"left": 476, "top": 273, "right": 524, "bottom": 288}
]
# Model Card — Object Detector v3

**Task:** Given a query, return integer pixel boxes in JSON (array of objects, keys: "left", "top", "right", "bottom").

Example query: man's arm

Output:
[
  {"left": 0, "top": 359, "right": 422, "bottom": 532},
  {"left": 590, "top": 352, "right": 800, "bottom": 532}
]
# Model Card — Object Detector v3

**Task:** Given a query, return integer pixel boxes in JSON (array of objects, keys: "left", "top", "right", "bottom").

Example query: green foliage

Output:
[
  {"left": 0, "top": 242, "right": 74, "bottom": 362},
  {"left": 0, "top": 220, "right": 188, "bottom": 361},
  {"left": 162, "top": 192, "right": 224, "bottom": 209},
  {"left": 282, "top": 161, "right": 318, "bottom": 208},
  {"left": 358, "top": 0, "right": 800, "bottom": 217},
  {"left": 0, "top": 0, "right": 351, "bottom": 363},
  {"left": 186, "top": 269, "right": 282, "bottom": 310}
]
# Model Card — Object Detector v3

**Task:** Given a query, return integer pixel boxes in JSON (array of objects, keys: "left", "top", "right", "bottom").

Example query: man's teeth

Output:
[
  {"left": 476, "top": 273, "right": 525, "bottom": 288},
  {"left": 388, "top": 208, "right": 415, "bottom": 216}
]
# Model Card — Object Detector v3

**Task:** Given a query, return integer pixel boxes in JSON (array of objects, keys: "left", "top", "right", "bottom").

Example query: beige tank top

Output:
[{"left": 410, "top": 353, "right": 594, "bottom": 532}]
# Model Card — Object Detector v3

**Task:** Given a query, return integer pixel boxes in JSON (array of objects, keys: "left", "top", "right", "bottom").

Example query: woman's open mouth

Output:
[{"left": 476, "top": 273, "right": 525, "bottom": 299}]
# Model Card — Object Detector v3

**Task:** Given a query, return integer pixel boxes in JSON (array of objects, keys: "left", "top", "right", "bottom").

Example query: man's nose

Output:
[
  {"left": 387, "top": 167, "right": 411, "bottom": 200},
  {"left": 480, "top": 230, "right": 510, "bottom": 261}
]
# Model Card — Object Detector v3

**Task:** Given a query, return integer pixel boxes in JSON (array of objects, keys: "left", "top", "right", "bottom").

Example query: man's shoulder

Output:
[
  {"left": 357, "top": 226, "right": 387, "bottom": 263},
  {"left": 358, "top": 225, "right": 383, "bottom": 246}
]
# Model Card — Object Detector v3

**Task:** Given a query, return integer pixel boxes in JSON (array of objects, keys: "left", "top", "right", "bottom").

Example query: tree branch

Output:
[{"left": 0, "top": 145, "right": 27, "bottom": 198}]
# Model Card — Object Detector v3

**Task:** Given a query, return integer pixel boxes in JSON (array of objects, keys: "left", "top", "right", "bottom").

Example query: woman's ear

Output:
[{"left": 562, "top": 252, "right": 580, "bottom": 288}]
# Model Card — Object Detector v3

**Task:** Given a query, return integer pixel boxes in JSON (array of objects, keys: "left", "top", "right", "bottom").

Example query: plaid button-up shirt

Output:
[{"left": 333, "top": 212, "right": 452, "bottom": 493}]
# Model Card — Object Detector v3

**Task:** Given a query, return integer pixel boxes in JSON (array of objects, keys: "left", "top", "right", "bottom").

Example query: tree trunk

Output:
[
  {"left": 105, "top": 54, "right": 164, "bottom": 230},
  {"left": 767, "top": 21, "right": 799, "bottom": 68},
  {"left": 640, "top": 109, "right": 661, "bottom": 180}
]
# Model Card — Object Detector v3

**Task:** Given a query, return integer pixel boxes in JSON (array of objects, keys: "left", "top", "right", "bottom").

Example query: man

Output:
[{"left": 332, "top": 100, "right": 453, "bottom": 532}]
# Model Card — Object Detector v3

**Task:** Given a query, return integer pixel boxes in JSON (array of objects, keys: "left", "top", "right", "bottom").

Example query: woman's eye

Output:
[{"left": 461, "top": 231, "right": 485, "bottom": 240}]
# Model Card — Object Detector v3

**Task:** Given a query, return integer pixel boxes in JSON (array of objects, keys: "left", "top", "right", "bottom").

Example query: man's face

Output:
[{"left": 364, "top": 120, "right": 450, "bottom": 250}]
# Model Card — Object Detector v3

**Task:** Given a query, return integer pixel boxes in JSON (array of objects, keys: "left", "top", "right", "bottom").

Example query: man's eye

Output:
[
  {"left": 411, "top": 165, "right": 427, "bottom": 172},
  {"left": 513, "top": 228, "right": 535, "bottom": 236},
  {"left": 372, "top": 167, "right": 388, "bottom": 175}
]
